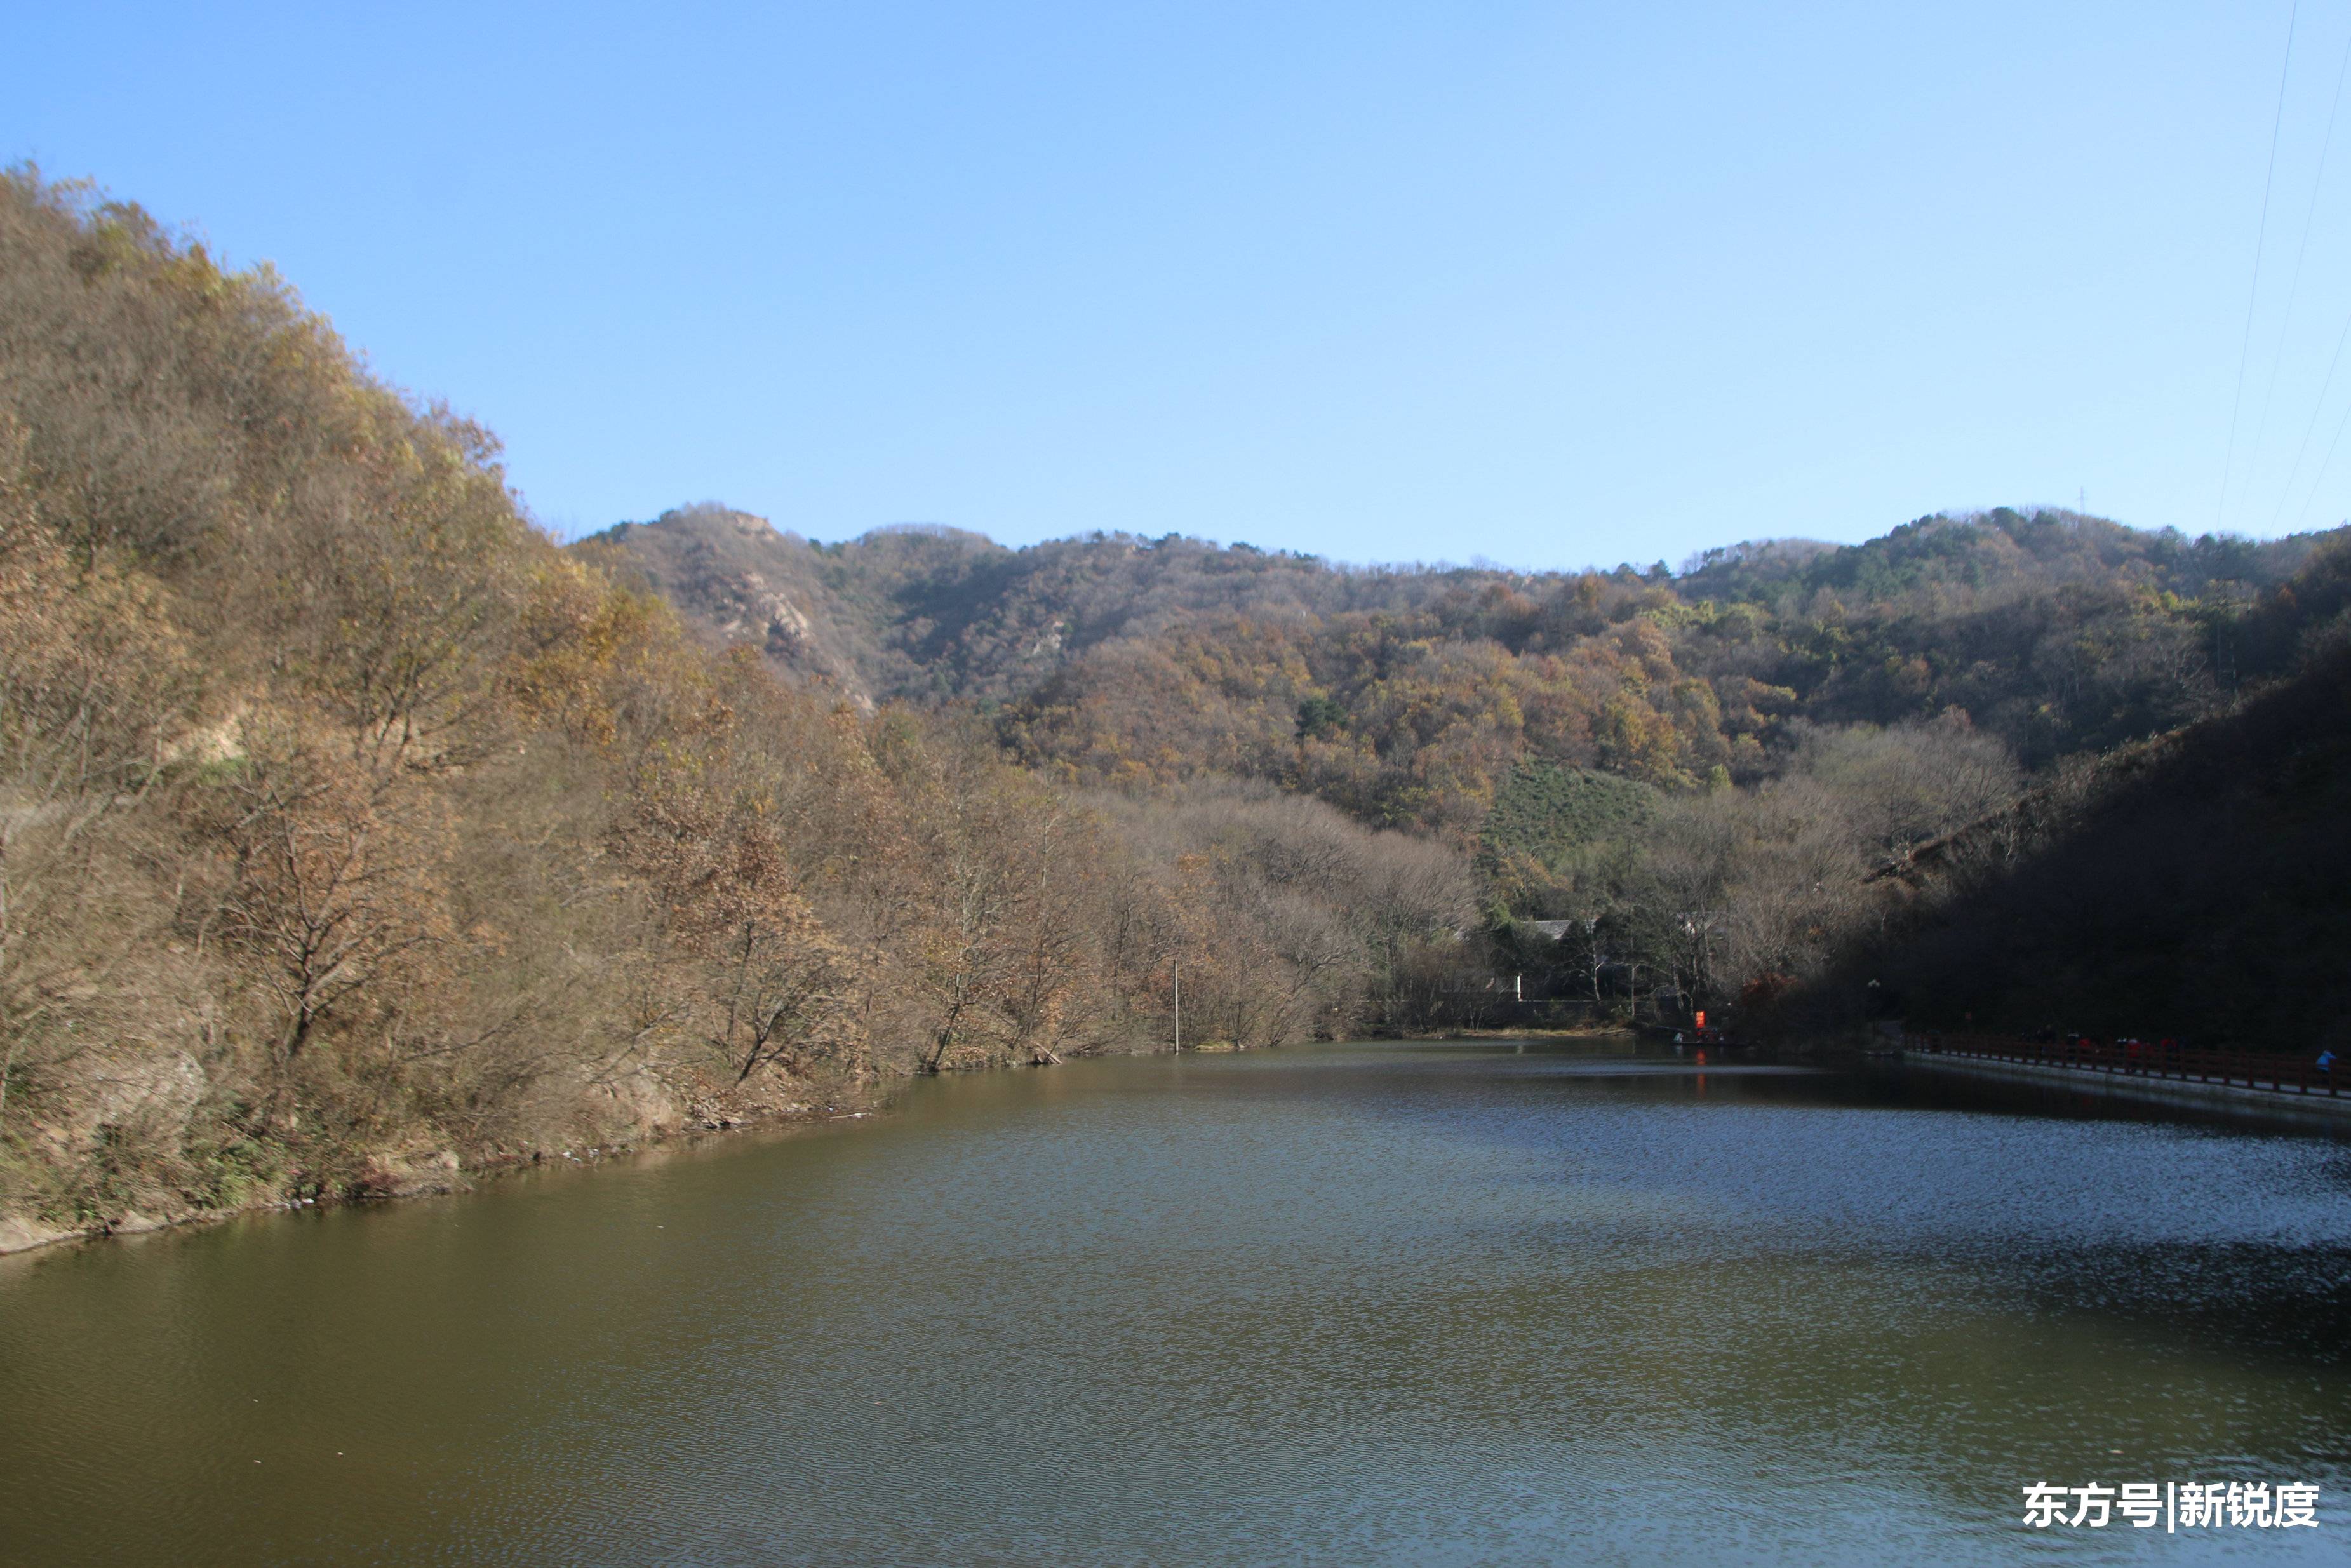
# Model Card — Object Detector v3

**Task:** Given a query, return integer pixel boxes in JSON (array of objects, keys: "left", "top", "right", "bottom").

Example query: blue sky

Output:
[{"left": 7, "top": 2, "right": 2345, "bottom": 567}]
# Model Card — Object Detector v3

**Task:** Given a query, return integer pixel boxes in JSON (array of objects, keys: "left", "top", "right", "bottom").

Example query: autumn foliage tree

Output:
[{"left": 3, "top": 170, "right": 1469, "bottom": 1230}]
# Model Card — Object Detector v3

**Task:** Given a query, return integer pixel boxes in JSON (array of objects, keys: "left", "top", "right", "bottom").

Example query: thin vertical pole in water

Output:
[{"left": 1173, "top": 960, "right": 1181, "bottom": 1053}]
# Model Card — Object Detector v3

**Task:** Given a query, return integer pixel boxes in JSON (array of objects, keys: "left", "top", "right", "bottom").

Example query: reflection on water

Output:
[{"left": 3, "top": 1040, "right": 2347, "bottom": 1565}]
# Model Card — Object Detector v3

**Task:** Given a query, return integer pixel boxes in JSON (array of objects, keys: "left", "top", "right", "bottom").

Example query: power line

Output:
[
  {"left": 2249, "top": 11, "right": 2351, "bottom": 516},
  {"left": 2218, "top": 0, "right": 2302, "bottom": 530},
  {"left": 2290, "top": 373, "right": 2351, "bottom": 530},
  {"left": 2267, "top": 299, "right": 2351, "bottom": 530}
]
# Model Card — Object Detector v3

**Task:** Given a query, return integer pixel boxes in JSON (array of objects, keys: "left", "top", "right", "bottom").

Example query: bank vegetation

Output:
[
  {"left": 0, "top": 173, "right": 1471, "bottom": 1239},
  {"left": 11, "top": 163, "right": 2351, "bottom": 1247}
]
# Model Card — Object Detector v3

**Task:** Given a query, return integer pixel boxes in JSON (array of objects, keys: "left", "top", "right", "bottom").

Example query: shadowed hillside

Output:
[{"left": 1795, "top": 584, "right": 2351, "bottom": 1052}]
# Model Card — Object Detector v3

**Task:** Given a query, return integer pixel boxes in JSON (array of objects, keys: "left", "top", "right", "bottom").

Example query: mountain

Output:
[
  {"left": 586, "top": 504, "right": 886, "bottom": 708},
  {"left": 589, "top": 502, "right": 2342, "bottom": 840},
  {"left": 15, "top": 153, "right": 2346, "bottom": 1264},
  {"left": 1781, "top": 533, "right": 2351, "bottom": 1049},
  {"left": 586, "top": 505, "right": 2351, "bottom": 1055},
  {"left": 1813, "top": 634, "right": 2351, "bottom": 1052},
  {"left": 580, "top": 506, "right": 1473, "bottom": 706},
  {"left": 0, "top": 171, "right": 1475, "bottom": 1243}
]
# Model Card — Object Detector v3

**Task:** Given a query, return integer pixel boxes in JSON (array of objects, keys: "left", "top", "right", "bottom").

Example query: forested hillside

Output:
[
  {"left": 599, "top": 503, "right": 2333, "bottom": 841},
  {"left": 1794, "top": 552, "right": 2351, "bottom": 1052},
  {"left": 0, "top": 173, "right": 1473, "bottom": 1242},
  {"left": 1447, "top": 535, "right": 2351, "bottom": 1044},
  {"left": 596, "top": 414, "right": 2351, "bottom": 1051},
  {"left": 9, "top": 165, "right": 2350, "bottom": 1247}
]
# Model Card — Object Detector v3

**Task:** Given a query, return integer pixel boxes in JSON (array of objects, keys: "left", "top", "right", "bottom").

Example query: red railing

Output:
[{"left": 1909, "top": 1033, "right": 2342, "bottom": 1099}]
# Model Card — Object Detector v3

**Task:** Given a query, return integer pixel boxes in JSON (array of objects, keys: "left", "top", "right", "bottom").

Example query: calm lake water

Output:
[{"left": 3, "top": 1040, "right": 2348, "bottom": 1565}]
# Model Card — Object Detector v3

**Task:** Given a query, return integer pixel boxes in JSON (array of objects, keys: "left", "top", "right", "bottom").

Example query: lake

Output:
[{"left": 3, "top": 1040, "right": 2347, "bottom": 1565}]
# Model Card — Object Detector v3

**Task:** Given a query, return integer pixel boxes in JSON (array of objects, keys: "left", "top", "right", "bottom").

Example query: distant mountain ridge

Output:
[
  {"left": 581, "top": 504, "right": 1482, "bottom": 707},
  {"left": 584, "top": 504, "right": 2347, "bottom": 840}
]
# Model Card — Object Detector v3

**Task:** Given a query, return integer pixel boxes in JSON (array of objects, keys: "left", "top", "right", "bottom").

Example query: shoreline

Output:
[
  {"left": 0, "top": 1031, "right": 1816, "bottom": 1257},
  {"left": 1, "top": 1036, "right": 1204, "bottom": 1259},
  {"left": 0, "top": 1094, "right": 891, "bottom": 1260}
]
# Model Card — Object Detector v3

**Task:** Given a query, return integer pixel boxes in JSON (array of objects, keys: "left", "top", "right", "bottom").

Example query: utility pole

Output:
[{"left": 1173, "top": 959, "right": 1181, "bottom": 1053}]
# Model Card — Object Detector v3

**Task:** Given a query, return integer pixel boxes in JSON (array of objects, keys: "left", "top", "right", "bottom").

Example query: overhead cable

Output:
[
  {"left": 2217, "top": 0, "right": 2302, "bottom": 530},
  {"left": 2251, "top": 12, "right": 2351, "bottom": 520},
  {"left": 2291, "top": 373, "right": 2351, "bottom": 528}
]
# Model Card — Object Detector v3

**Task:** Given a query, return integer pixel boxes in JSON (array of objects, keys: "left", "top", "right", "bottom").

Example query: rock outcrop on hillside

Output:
[{"left": 586, "top": 504, "right": 880, "bottom": 709}]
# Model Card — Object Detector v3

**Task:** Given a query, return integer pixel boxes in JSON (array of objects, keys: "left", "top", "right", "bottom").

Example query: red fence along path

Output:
[{"left": 1909, "top": 1034, "right": 2342, "bottom": 1099}]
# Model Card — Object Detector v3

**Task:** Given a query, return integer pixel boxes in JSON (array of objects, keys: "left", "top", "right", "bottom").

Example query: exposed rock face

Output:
[
  {"left": 579, "top": 505, "right": 1461, "bottom": 713},
  {"left": 586, "top": 505, "right": 879, "bottom": 709},
  {"left": 67, "top": 1049, "right": 207, "bottom": 1146},
  {"left": 582, "top": 1066, "right": 685, "bottom": 1143},
  {"left": 352, "top": 1150, "right": 467, "bottom": 1200},
  {"left": 0, "top": 1214, "right": 73, "bottom": 1254}
]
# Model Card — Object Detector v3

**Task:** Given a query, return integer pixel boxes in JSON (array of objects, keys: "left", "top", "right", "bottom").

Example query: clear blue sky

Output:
[{"left": 8, "top": 2, "right": 2347, "bottom": 567}]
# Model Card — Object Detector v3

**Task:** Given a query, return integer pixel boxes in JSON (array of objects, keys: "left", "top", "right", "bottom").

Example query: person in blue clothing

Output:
[{"left": 2320, "top": 1049, "right": 2337, "bottom": 1077}]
